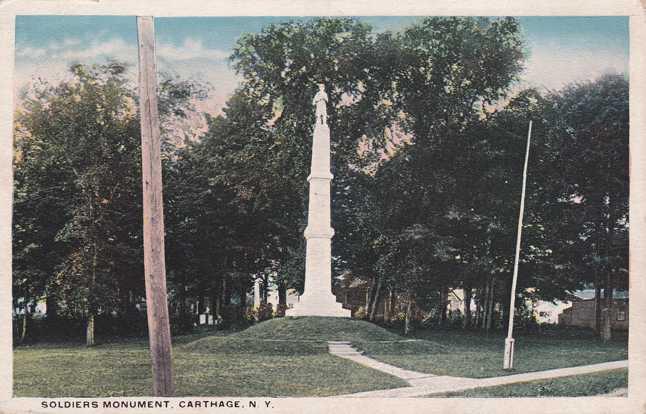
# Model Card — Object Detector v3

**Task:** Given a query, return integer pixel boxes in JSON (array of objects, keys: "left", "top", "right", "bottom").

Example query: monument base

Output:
[{"left": 285, "top": 293, "right": 351, "bottom": 317}]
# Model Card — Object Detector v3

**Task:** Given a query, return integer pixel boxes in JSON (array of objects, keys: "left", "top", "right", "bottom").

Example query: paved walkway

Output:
[
  {"left": 328, "top": 341, "right": 438, "bottom": 381},
  {"left": 327, "top": 341, "right": 628, "bottom": 398}
]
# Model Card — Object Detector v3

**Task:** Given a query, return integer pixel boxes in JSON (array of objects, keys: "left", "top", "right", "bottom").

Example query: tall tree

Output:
[{"left": 14, "top": 62, "right": 203, "bottom": 344}]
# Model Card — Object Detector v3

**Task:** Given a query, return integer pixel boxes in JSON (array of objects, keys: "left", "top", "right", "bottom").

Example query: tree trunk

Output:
[
  {"left": 439, "top": 285, "right": 448, "bottom": 326},
  {"left": 19, "top": 307, "right": 29, "bottom": 344},
  {"left": 198, "top": 294, "right": 206, "bottom": 314},
  {"left": 594, "top": 284, "right": 602, "bottom": 336},
  {"left": 87, "top": 237, "right": 98, "bottom": 347},
  {"left": 365, "top": 276, "right": 376, "bottom": 315},
  {"left": 46, "top": 293, "right": 58, "bottom": 323},
  {"left": 481, "top": 281, "right": 489, "bottom": 330},
  {"left": 369, "top": 277, "right": 383, "bottom": 321},
  {"left": 276, "top": 281, "right": 287, "bottom": 317},
  {"left": 474, "top": 290, "right": 481, "bottom": 327},
  {"left": 390, "top": 289, "right": 397, "bottom": 319},
  {"left": 223, "top": 278, "right": 231, "bottom": 306},
  {"left": 86, "top": 312, "right": 95, "bottom": 347},
  {"left": 404, "top": 291, "right": 413, "bottom": 336},
  {"left": 238, "top": 283, "right": 247, "bottom": 319},
  {"left": 602, "top": 277, "right": 614, "bottom": 342},
  {"left": 463, "top": 286, "right": 472, "bottom": 329},
  {"left": 210, "top": 282, "right": 219, "bottom": 316},
  {"left": 261, "top": 277, "right": 269, "bottom": 305},
  {"left": 486, "top": 279, "right": 496, "bottom": 331},
  {"left": 383, "top": 289, "right": 392, "bottom": 322},
  {"left": 215, "top": 285, "right": 222, "bottom": 317},
  {"left": 278, "top": 282, "right": 287, "bottom": 307},
  {"left": 601, "top": 192, "right": 615, "bottom": 342},
  {"left": 179, "top": 281, "right": 189, "bottom": 320}
]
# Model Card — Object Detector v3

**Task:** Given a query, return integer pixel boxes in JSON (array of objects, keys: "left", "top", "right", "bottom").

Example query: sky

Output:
[{"left": 14, "top": 16, "right": 629, "bottom": 114}]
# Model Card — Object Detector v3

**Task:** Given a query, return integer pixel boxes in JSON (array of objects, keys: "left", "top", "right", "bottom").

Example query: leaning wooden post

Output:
[{"left": 137, "top": 16, "right": 175, "bottom": 396}]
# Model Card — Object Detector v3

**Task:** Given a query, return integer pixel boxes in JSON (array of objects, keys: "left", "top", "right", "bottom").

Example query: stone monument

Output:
[{"left": 286, "top": 84, "right": 351, "bottom": 317}]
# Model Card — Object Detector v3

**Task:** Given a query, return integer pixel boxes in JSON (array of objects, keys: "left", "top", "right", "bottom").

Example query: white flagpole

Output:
[{"left": 503, "top": 120, "right": 532, "bottom": 370}]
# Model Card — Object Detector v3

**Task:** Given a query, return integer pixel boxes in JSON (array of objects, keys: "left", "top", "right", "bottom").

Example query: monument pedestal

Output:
[{"left": 286, "top": 293, "right": 350, "bottom": 317}]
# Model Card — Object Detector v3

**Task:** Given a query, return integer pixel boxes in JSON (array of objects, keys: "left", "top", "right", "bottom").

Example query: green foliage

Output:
[
  {"left": 14, "top": 62, "right": 142, "bottom": 320},
  {"left": 13, "top": 17, "right": 629, "bottom": 343},
  {"left": 217, "top": 17, "right": 528, "bottom": 307},
  {"left": 13, "top": 62, "right": 204, "bottom": 340},
  {"left": 528, "top": 75, "right": 629, "bottom": 298}
]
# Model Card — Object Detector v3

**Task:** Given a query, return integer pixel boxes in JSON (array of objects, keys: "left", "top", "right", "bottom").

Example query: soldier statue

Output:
[{"left": 312, "top": 83, "right": 328, "bottom": 125}]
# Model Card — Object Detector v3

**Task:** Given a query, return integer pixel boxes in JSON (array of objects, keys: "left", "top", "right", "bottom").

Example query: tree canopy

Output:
[{"left": 13, "top": 17, "right": 629, "bottom": 342}]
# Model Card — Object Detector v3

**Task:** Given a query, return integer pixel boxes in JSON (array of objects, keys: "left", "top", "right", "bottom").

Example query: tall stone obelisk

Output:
[{"left": 286, "top": 84, "right": 350, "bottom": 317}]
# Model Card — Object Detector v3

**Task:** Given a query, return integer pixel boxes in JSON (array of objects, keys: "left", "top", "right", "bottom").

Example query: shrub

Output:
[
  {"left": 256, "top": 303, "right": 274, "bottom": 322},
  {"left": 275, "top": 304, "right": 288, "bottom": 317},
  {"left": 353, "top": 306, "right": 367, "bottom": 319}
]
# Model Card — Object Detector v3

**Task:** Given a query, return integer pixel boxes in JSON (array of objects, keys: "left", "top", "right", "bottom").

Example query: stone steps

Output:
[{"left": 327, "top": 341, "right": 364, "bottom": 356}]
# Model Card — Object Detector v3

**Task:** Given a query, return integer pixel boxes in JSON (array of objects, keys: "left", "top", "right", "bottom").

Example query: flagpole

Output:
[{"left": 503, "top": 120, "right": 532, "bottom": 370}]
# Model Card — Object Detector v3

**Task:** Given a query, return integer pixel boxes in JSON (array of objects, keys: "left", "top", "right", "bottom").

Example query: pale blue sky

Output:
[{"left": 15, "top": 16, "right": 629, "bottom": 112}]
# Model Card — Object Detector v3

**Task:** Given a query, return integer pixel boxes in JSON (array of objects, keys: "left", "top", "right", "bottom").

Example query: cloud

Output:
[
  {"left": 15, "top": 35, "right": 237, "bottom": 117},
  {"left": 157, "top": 38, "right": 229, "bottom": 62},
  {"left": 522, "top": 43, "right": 628, "bottom": 91},
  {"left": 16, "top": 46, "right": 47, "bottom": 59},
  {"left": 59, "top": 38, "right": 137, "bottom": 62},
  {"left": 16, "top": 36, "right": 137, "bottom": 64}
]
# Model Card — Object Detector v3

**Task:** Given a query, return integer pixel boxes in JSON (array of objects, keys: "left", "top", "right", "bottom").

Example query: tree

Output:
[
  {"left": 14, "top": 62, "right": 203, "bottom": 344},
  {"left": 15, "top": 62, "right": 143, "bottom": 345},
  {"left": 340, "top": 17, "right": 526, "bottom": 327},
  {"left": 531, "top": 75, "right": 629, "bottom": 339},
  {"left": 223, "top": 17, "right": 527, "bottom": 312}
]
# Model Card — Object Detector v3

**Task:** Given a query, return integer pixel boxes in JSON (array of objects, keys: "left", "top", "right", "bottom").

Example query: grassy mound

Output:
[
  {"left": 182, "top": 316, "right": 443, "bottom": 355},
  {"left": 234, "top": 317, "right": 404, "bottom": 342}
]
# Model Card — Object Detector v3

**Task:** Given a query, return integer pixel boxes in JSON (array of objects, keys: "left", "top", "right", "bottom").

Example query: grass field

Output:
[
  {"left": 443, "top": 369, "right": 628, "bottom": 397},
  {"left": 14, "top": 334, "right": 406, "bottom": 397},
  {"left": 13, "top": 317, "right": 628, "bottom": 397},
  {"left": 355, "top": 329, "right": 628, "bottom": 378}
]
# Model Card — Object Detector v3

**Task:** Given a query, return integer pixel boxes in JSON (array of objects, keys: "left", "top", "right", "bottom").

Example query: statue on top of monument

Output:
[{"left": 312, "top": 83, "right": 328, "bottom": 125}]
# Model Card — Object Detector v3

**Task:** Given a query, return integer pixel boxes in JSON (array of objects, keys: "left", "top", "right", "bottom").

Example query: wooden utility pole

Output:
[
  {"left": 137, "top": 16, "right": 175, "bottom": 396},
  {"left": 503, "top": 120, "right": 532, "bottom": 370}
]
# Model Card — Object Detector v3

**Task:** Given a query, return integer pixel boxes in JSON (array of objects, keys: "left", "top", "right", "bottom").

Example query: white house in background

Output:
[
  {"left": 446, "top": 288, "right": 478, "bottom": 315},
  {"left": 520, "top": 287, "right": 572, "bottom": 324},
  {"left": 531, "top": 298, "right": 571, "bottom": 324}
]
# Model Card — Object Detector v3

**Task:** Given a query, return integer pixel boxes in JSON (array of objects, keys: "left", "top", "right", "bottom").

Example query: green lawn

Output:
[
  {"left": 443, "top": 369, "right": 628, "bottom": 397},
  {"left": 354, "top": 329, "right": 628, "bottom": 378},
  {"left": 14, "top": 337, "right": 406, "bottom": 397},
  {"left": 14, "top": 318, "right": 628, "bottom": 397}
]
